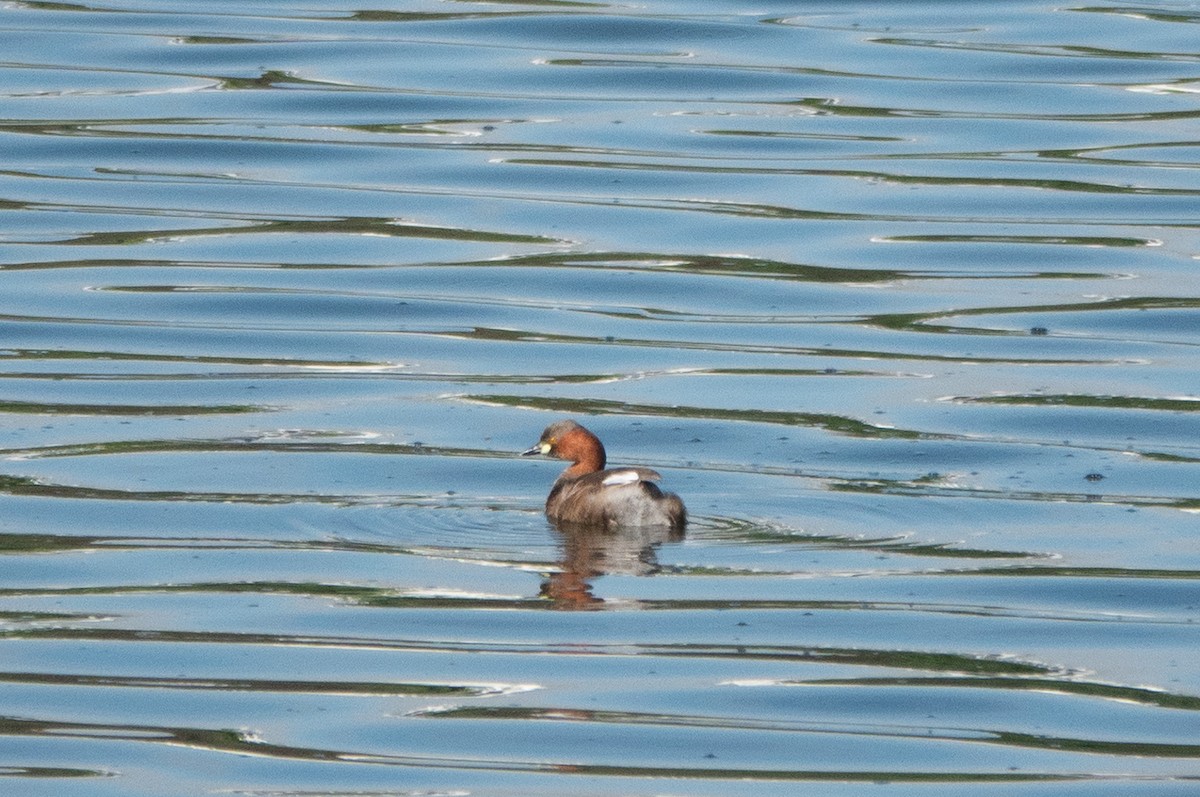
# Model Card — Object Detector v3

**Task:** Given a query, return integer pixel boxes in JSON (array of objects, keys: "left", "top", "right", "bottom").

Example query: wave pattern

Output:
[{"left": 0, "top": 1, "right": 1198, "bottom": 794}]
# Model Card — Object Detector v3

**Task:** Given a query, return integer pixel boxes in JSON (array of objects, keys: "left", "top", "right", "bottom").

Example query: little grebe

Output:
[{"left": 522, "top": 419, "right": 686, "bottom": 531}]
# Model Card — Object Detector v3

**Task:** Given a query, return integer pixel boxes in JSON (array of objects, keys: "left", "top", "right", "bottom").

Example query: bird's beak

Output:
[{"left": 522, "top": 441, "right": 551, "bottom": 457}]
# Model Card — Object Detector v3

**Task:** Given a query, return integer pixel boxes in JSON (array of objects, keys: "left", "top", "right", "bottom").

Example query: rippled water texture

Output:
[{"left": 1, "top": 0, "right": 1199, "bottom": 794}]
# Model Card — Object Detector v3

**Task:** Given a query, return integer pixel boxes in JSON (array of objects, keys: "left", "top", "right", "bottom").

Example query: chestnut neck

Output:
[{"left": 557, "top": 426, "right": 606, "bottom": 479}]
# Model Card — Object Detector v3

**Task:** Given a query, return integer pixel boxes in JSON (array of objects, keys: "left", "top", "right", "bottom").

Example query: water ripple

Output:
[{"left": 1, "top": 1, "right": 1198, "bottom": 793}]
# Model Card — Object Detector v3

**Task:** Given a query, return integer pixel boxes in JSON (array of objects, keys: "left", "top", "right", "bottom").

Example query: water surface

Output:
[{"left": 0, "top": 1, "right": 1198, "bottom": 794}]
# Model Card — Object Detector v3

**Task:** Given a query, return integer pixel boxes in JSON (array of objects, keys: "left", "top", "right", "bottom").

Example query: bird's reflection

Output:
[{"left": 541, "top": 520, "right": 685, "bottom": 609}]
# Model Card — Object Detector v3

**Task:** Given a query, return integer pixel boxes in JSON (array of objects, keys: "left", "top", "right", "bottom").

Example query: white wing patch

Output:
[{"left": 602, "top": 470, "right": 641, "bottom": 487}]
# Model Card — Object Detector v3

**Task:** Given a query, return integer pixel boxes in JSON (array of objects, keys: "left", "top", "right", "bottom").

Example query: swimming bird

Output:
[{"left": 522, "top": 419, "right": 686, "bottom": 531}]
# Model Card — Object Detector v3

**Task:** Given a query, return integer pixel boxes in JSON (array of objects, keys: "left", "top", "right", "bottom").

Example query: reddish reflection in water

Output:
[{"left": 542, "top": 520, "right": 684, "bottom": 610}]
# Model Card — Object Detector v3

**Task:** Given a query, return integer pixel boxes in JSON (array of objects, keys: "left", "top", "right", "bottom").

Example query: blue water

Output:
[{"left": 0, "top": 1, "right": 1198, "bottom": 794}]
